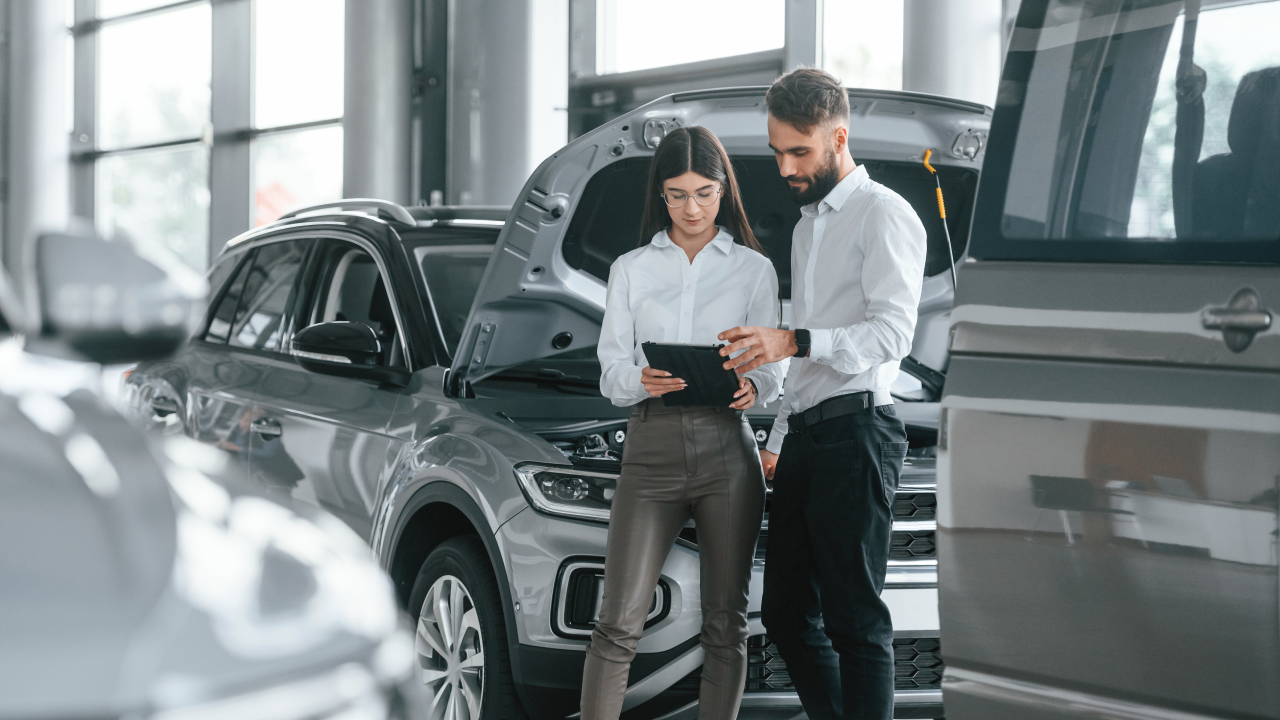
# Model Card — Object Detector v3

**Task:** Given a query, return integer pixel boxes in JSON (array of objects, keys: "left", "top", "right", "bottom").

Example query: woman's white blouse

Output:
[{"left": 598, "top": 227, "right": 786, "bottom": 407}]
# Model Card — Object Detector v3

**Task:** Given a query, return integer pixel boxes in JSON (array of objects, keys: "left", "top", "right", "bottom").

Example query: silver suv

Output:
[{"left": 127, "top": 87, "right": 989, "bottom": 720}]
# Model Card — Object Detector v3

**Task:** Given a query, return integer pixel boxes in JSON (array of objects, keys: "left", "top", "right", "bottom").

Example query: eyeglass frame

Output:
[{"left": 660, "top": 185, "right": 722, "bottom": 208}]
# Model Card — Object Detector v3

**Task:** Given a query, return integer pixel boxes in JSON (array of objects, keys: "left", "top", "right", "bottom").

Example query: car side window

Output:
[
  {"left": 226, "top": 240, "right": 309, "bottom": 352},
  {"left": 305, "top": 241, "right": 405, "bottom": 368},
  {"left": 205, "top": 252, "right": 253, "bottom": 343}
]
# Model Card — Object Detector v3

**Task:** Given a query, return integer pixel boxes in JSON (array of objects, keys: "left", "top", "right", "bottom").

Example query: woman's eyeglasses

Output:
[{"left": 661, "top": 186, "right": 721, "bottom": 208}]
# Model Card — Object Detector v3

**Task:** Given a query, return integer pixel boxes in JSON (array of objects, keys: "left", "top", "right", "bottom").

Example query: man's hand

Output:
[
  {"left": 718, "top": 326, "right": 800, "bottom": 374},
  {"left": 640, "top": 366, "right": 685, "bottom": 397},
  {"left": 760, "top": 450, "right": 779, "bottom": 483}
]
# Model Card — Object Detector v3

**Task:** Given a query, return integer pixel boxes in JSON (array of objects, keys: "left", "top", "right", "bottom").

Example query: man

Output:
[{"left": 718, "top": 67, "right": 926, "bottom": 720}]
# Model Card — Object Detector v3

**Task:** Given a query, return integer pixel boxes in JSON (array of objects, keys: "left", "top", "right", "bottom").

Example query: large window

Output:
[
  {"left": 823, "top": 0, "right": 904, "bottom": 90},
  {"left": 73, "top": 0, "right": 345, "bottom": 272},
  {"left": 252, "top": 0, "right": 344, "bottom": 226},
  {"left": 594, "top": 0, "right": 784, "bottom": 74},
  {"left": 972, "top": 0, "right": 1280, "bottom": 263},
  {"left": 91, "top": 2, "right": 212, "bottom": 271}
]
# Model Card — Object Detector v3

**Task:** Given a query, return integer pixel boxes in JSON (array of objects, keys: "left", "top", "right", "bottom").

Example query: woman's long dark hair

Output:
[{"left": 639, "top": 126, "right": 765, "bottom": 254}]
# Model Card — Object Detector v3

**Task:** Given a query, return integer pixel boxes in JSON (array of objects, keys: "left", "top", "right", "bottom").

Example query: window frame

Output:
[
  {"left": 70, "top": 0, "right": 345, "bottom": 270},
  {"left": 968, "top": 4, "right": 1280, "bottom": 266}
]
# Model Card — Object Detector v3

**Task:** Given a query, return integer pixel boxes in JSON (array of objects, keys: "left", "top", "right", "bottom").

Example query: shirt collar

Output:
[
  {"left": 651, "top": 226, "right": 736, "bottom": 255},
  {"left": 800, "top": 164, "right": 869, "bottom": 218}
]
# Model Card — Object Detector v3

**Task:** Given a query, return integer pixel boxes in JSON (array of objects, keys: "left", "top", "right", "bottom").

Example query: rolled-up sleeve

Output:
[
  {"left": 807, "top": 196, "right": 926, "bottom": 375},
  {"left": 597, "top": 259, "right": 649, "bottom": 406},
  {"left": 742, "top": 262, "right": 786, "bottom": 405}
]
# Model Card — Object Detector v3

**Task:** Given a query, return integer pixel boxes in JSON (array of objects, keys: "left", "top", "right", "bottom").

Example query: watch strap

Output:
[{"left": 793, "top": 328, "right": 811, "bottom": 358}]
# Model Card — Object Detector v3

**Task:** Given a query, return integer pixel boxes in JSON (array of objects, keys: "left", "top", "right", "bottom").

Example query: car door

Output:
[
  {"left": 940, "top": 1, "right": 1279, "bottom": 718},
  {"left": 150, "top": 239, "right": 309, "bottom": 480},
  {"left": 251, "top": 233, "right": 407, "bottom": 540}
]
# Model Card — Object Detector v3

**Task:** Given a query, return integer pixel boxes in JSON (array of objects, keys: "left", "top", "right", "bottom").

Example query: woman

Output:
[{"left": 584, "top": 126, "right": 785, "bottom": 719}]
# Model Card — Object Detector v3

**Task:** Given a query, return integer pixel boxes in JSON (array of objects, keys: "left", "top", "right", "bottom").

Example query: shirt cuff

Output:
[
  {"left": 806, "top": 328, "right": 834, "bottom": 364},
  {"left": 765, "top": 415, "right": 788, "bottom": 454},
  {"left": 611, "top": 366, "right": 649, "bottom": 407}
]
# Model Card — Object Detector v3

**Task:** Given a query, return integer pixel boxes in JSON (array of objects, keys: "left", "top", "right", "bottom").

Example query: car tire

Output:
[{"left": 408, "top": 536, "right": 528, "bottom": 720}]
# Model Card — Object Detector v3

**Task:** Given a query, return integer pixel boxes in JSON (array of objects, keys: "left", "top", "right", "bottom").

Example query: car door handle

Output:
[
  {"left": 1201, "top": 307, "right": 1272, "bottom": 332},
  {"left": 150, "top": 395, "right": 179, "bottom": 418},
  {"left": 250, "top": 418, "right": 283, "bottom": 439},
  {"left": 1202, "top": 288, "right": 1272, "bottom": 353}
]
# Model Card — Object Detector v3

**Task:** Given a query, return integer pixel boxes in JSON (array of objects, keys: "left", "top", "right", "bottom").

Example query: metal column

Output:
[
  {"left": 4, "top": 0, "right": 69, "bottom": 310},
  {"left": 210, "top": 0, "right": 252, "bottom": 263},
  {"left": 344, "top": 0, "right": 413, "bottom": 204},
  {"left": 785, "top": 0, "right": 824, "bottom": 71}
]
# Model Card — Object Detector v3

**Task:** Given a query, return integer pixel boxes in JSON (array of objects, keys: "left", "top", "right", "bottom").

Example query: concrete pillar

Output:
[
  {"left": 4, "top": 0, "right": 69, "bottom": 311},
  {"left": 449, "top": 0, "right": 567, "bottom": 206},
  {"left": 903, "top": 0, "right": 1004, "bottom": 107},
  {"left": 785, "top": 0, "right": 824, "bottom": 71},
  {"left": 344, "top": 0, "right": 412, "bottom": 203}
]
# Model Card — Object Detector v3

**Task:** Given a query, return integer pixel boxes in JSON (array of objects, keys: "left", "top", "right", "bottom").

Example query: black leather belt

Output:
[{"left": 787, "top": 391, "right": 875, "bottom": 434}]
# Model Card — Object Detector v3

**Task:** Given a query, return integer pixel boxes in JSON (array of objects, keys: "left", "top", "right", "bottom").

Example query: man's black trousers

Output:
[{"left": 761, "top": 403, "right": 908, "bottom": 720}]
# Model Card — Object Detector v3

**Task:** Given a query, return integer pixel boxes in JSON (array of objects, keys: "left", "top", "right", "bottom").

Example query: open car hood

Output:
[{"left": 450, "top": 87, "right": 992, "bottom": 393}]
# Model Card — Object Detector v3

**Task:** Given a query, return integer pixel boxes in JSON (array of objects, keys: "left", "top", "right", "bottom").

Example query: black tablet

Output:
[{"left": 640, "top": 342, "right": 741, "bottom": 407}]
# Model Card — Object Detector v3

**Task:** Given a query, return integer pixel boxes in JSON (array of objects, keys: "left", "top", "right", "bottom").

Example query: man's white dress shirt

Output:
[
  {"left": 765, "top": 164, "right": 927, "bottom": 454},
  {"left": 599, "top": 227, "right": 785, "bottom": 407}
]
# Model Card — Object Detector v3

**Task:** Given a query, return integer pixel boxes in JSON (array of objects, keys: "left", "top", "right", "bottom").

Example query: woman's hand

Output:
[
  {"left": 641, "top": 366, "right": 686, "bottom": 397},
  {"left": 729, "top": 377, "right": 756, "bottom": 410}
]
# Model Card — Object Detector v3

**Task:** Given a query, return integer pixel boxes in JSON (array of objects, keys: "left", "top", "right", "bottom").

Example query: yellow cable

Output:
[{"left": 935, "top": 187, "right": 946, "bottom": 219}]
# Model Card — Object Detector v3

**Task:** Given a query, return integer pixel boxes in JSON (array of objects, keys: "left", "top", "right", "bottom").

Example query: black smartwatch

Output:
[{"left": 793, "top": 328, "right": 811, "bottom": 358}]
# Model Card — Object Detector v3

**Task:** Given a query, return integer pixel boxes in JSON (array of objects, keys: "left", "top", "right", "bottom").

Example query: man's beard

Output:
[{"left": 784, "top": 147, "right": 841, "bottom": 206}]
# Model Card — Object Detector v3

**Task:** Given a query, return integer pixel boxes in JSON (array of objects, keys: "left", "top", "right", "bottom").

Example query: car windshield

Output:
[
  {"left": 414, "top": 243, "right": 494, "bottom": 355},
  {"left": 975, "top": 0, "right": 1280, "bottom": 260}
]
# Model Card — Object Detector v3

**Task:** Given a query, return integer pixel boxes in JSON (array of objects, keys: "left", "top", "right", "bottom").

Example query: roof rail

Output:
[{"left": 279, "top": 198, "right": 415, "bottom": 226}]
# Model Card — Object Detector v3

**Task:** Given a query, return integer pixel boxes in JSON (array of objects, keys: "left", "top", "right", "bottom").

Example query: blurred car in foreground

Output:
[{"left": 0, "top": 234, "right": 419, "bottom": 720}]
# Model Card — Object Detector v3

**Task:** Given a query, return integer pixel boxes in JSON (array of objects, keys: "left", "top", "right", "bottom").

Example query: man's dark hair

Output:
[{"left": 766, "top": 67, "right": 849, "bottom": 134}]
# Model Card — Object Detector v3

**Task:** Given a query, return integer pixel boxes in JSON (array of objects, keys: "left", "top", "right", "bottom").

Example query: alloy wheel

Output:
[{"left": 416, "top": 574, "right": 485, "bottom": 720}]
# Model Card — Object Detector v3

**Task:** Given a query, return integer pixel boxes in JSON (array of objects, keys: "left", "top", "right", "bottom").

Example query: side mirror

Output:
[
  {"left": 291, "top": 321, "right": 409, "bottom": 387},
  {"left": 33, "top": 233, "right": 205, "bottom": 364}
]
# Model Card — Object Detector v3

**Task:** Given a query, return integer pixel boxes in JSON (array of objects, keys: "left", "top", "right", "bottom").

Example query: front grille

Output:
[
  {"left": 745, "top": 635, "right": 945, "bottom": 692},
  {"left": 893, "top": 492, "right": 937, "bottom": 520},
  {"left": 890, "top": 530, "right": 936, "bottom": 559},
  {"left": 894, "top": 637, "right": 944, "bottom": 689}
]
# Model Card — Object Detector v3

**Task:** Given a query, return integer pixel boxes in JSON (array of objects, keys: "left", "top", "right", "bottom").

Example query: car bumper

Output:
[{"left": 498, "top": 507, "right": 942, "bottom": 717}]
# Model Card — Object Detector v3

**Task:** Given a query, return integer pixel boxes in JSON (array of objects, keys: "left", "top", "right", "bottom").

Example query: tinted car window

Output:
[
  {"left": 973, "top": 0, "right": 1280, "bottom": 262},
  {"left": 205, "top": 253, "right": 252, "bottom": 343},
  {"left": 561, "top": 156, "right": 975, "bottom": 295},
  {"left": 415, "top": 245, "right": 493, "bottom": 355},
  {"left": 228, "top": 240, "right": 307, "bottom": 352}
]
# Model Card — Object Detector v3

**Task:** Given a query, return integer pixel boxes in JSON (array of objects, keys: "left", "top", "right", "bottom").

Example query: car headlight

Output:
[
  {"left": 150, "top": 663, "right": 390, "bottom": 720},
  {"left": 514, "top": 463, "right": 618, "bottom": 522}
]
